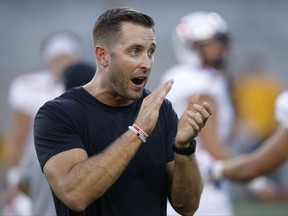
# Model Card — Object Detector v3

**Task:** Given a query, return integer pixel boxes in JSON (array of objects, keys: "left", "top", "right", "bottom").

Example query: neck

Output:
[{"left": 83, "top": 78, "right": 133, "bottom": 107}]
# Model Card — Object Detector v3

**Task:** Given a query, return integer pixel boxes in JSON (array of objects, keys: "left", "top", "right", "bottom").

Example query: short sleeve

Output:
[
  {"left": 8, "top": 76, "right": 37, "bottom": 116},
  {"left": 8, "top": 72, "right": 64, "bottom": 117},
  {"left": 275, "top": 91, "right": 288, "bottom": 129},
  {"left": 34, "top": 101, "right": 85, "bottom": 171}
]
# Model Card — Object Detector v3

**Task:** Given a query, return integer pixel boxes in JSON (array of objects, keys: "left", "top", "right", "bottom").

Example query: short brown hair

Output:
[{"left": 92, "top": 7, "right": 155, "bottom": 48}]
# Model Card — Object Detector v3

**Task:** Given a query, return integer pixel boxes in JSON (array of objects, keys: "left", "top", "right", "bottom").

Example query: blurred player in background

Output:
[
  {"left": 15, "top": 61, "right": 95, "bottom": 216},
  {"left": 161, "top": 11, "right": 235, "bottom": 216},
  {"left": 4, "top": 31, "right": 82, "bottom": 215},
  {"left": 161, "top": 11, "right": 279, "bottom": 215}
]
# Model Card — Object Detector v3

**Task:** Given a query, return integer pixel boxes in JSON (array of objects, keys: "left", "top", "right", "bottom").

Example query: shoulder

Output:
[
  {"left": 8, "top": 71, "right": 60, "bottom": 114},
  {"left": 9, "top": 71, "right": 52, "bottom": 96},
  {"left": 39, "top": 89, "right": 80, "bottom": 113},
  {"left": 10, "top": 71, "right": 50, "bottom": 88},
  {"left": 35, "top": 92, "right": 78, "bottom": 134}
]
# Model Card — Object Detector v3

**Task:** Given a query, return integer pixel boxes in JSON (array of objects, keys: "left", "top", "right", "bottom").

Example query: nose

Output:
[{"left": 140, "top": 54, "right": 153, "bottom": 70}]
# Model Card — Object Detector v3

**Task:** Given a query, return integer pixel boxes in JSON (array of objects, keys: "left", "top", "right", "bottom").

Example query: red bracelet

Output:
[{"left": 128, "top": 124, "right": 148, "bottom": 143}]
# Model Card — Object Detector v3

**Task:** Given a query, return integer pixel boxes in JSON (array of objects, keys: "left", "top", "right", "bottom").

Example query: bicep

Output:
[{"left": 43, "top": 148, "right": 88, "bottom": 195}]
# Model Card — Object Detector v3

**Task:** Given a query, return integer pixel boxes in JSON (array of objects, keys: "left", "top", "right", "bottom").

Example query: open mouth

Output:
[{"left": 131, "top": 77, "right": 146, "bottom": 86}]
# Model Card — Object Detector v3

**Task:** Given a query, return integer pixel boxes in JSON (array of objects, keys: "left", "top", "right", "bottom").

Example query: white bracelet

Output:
[
  {"left": 128, "top": 124, "right": 148, "bottom": 143},
  {"left": 210, "top": 160, "right": 224, "bottom": 181}
]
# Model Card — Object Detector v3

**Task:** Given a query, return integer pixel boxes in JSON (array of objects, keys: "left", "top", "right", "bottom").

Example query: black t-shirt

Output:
[{"left": 34, "top": 87, "right": 178, "bottom": 216}]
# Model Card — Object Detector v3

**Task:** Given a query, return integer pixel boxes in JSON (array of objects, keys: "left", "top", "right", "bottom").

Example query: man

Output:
[
  {"left": 211, "top": 90, "right": 288, "bottom": 182},
  {"left": 34, "top": 7, "right": 212, "bottom": 215},
  {"left": 5, "top": 31, "right": 82, "bottom": 215}
]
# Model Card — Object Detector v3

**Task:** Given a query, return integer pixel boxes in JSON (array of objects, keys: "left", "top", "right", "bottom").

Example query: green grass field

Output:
[{"left": 233, "top": 199, "right": 288, "bottom": 216}]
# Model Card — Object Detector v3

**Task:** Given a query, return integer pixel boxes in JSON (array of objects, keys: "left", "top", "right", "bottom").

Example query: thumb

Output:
[{"left": 186, "top": 92, "right": 200, "bottom": 110}]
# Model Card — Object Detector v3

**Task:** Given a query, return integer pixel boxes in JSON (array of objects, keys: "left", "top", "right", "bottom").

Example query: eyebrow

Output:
[{"left": 129, "top": 42, "right": 156, "bottom": 50}]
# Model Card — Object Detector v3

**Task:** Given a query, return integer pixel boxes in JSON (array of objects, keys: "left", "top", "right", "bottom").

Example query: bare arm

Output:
[
  {"left": 42, "top": 80, "right": 174, "bottom": 212},
  {"left": 5, "top": 110, "right": 31, "bottom": 168},
  {"left": 168, "top": 100, "right": 213, "bottom": 216},
  {"left": 167, "top": 154, "right": 202, "bottom": 216},
  {"left": 197, "top": 95, "right": 232, "bottom": 160},
  {"left": 4, "top": 110, "right": 32, "bottom": 203},
  {"left": 44, "top": 131, "right": 142, "bottom": 211},
  {"left": 223, "top": 125, "right": 288, "bottom": 180}
]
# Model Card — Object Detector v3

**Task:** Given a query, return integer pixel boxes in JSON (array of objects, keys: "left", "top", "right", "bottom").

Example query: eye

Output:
[
  {"left": 131, "top": 48, "right": 140, "bottom": 56},
  {"left": 148, "top": 48, "right": 155, "bottom": 58}
]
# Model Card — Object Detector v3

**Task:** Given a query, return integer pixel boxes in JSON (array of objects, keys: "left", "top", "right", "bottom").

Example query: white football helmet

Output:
[{"left": 172, "top": 11, "right": 229, "bottom": 66}]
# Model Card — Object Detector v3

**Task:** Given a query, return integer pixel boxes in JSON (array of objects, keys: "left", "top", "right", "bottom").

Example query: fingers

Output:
[
  {"left": 187, "top": 116, "right": 200, "bottom": 132},
  {"left": 186, "top": 94, "right": 199, "bottom": 111},
  {"left": 135, "top": 79, "right": 174, "bottom": 134},
  {"left": 176, "top": 101, "right": 212, "bottom": 145},
  {"left": 186, "top": 111, "right": 202, "bottom": 126},
  {"left": 186, "top": 102, "right": 212, "bottom": 131},
  {"left": 158, "top": 79, "right": 174, "bottom": 98},
  {"left": 193, "top": 103, "right": 212, "bottom": 117},
  {"left": 157, "top": 79, "right": 174, "bottom": 101},
  {"left": 202, "top": 102, "right": 213, "bottom": 116},
  {"left": 148, "top": 79, "right": 174, "bottom": 109},
  {"left": 188, "top": 93, "right": 200, "bottom": 106}
]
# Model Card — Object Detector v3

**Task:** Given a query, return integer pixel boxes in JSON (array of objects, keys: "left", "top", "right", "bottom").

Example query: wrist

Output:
[
  {"left": 173, "top": 139, "right": 196, "bottom": 155},
  {"left": 128, "top": 124, "right": 148, "bottom": 143},
  {"left": 210, "top": 160, "right": 224, "bottom": 181},
  {"left": 174, "top": 142, "right": 190, "bottom": 148}
]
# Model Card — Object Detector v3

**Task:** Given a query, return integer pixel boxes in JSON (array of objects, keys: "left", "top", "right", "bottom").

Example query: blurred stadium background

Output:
[{"left": 1, "top": 0, "right": 288, "bottom": 215}]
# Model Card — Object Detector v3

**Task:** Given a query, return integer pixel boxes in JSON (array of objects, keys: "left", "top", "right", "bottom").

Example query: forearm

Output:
[
  {"left": 171, "top": 153, "right": 203, "bottom": 216},
  {"left": 223, "top": 129, "right": 288, "bottom": 181},
  {"left": 169, "top": 100, "right": 211, "bottom": 215},
  {"left": 6, "top": 137, "right": 25, "bottom": 167},
  {"left": 222, "top": 154, "right": 261, "bottom": 181},
  {"left": 6, "top": 111, "right": 31, "bottom": 167},
  {"left": 47, "top": 130, "right": 142, "bottom": 211},
  {"left": 212, "top": 151, "right": 271, "bottom": 181}
]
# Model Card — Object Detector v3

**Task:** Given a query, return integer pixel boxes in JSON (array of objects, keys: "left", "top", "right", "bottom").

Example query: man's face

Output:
[
  {"left": 193, "top": 37, "right": 226, "bottom": 66},
  {"left": 106, "top": 22, "right": 156, "bottom": 102}
]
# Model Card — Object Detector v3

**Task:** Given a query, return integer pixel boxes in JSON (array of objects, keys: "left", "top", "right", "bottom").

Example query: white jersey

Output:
[
  {"left": 8, "top": 71, "right": 64, "bottom": 152},
  {"left": 8, "top": 71, "right": 64, "bottom": 216},
  {"left": 161, "top": 64, "right": 234, "bottom": 216},
  {"left": 9, "top": 71, "right": 64, "bottom": 117},
  {"left": 275, "top": 90, "right": 288, "bottom": 129}
]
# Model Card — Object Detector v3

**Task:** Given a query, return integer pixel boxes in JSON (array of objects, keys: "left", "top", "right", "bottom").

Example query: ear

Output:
[{"left": 95, "top": 45, "right": 108, "bottom": 67}]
